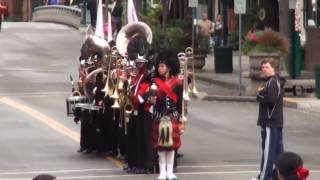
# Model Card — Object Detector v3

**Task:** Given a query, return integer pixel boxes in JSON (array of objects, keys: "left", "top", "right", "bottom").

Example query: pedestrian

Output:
[
  {"left": 253, "top": 58, "right": 286, "bottom": 180},
  {"left": 0, "top": 0, "right": 7, "bottom": 32},
  {"left": 276, "top": 152, "right": 309, "bottom": 180},
  {"left": 150, "top": 49, "right": 183, "bottom": 180},
  {"left": 87, "top": 0, "right": 97, "bottom": 28},
  {"left": 197, "top": 12, "right": 212, "bottom": 50},
  {"left": 213, "top": 14, "right": 222, "bottom": 46},
  {"left": 43, "top": 0, "right": 49, "bottom": 6},
  {"left": 50, "top": 0, "right": 59, "bottom": 5},
  {"left": 108, "top": 0, "right": 123, "bottom": 33}
]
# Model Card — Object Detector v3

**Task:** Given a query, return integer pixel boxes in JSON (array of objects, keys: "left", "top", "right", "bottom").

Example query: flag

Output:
[
  {"left": 95, "top": 0, "right": 105, "bottom": 39},
  {"left": 127, "top": 0, "right": 138, "bottom": 23},
  {"left": 107, "top": 11, "right": 113, "bottom": 42}
]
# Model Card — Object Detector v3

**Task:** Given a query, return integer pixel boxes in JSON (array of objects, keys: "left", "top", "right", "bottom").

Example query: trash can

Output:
[
  {"left": 315, "top": 64, "right": 320, "bottom": 99},
  {"left": 214, "top": 46, "right": 233, "bottom": 73}
]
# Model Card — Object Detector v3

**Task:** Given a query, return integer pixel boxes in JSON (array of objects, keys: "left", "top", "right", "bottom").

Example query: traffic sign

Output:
[
  {"left": 289, "top": 0, "right": 297, "bottom": 9},
  {"left": 189, "top": 0, "right": 198, "bottom": 8},
  {"left": 234, "top": 0, "right": 246, "bottom": 14}
]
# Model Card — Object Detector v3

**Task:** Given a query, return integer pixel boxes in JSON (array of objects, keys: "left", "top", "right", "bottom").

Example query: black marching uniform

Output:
[{"left": 125, "top": 70, "right": 154, "bottom": 174}]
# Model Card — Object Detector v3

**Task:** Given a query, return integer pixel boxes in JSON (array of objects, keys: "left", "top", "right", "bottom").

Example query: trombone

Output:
[
  {"left": 177, "top": 51, "right": 189, "bottom": 125},
  {"left": 185, "top": 47, "right": 198, "bottom": 95}
]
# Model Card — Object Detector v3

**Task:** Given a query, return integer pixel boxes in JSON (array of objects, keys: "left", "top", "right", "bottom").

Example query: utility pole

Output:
[{"left": 234, "top": 0, "right": 246, "bottom": 95}]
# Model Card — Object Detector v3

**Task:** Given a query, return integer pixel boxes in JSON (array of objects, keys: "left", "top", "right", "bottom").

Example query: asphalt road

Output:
[{"left": 0, "top": 22, "right": 319, "bottom": 180}]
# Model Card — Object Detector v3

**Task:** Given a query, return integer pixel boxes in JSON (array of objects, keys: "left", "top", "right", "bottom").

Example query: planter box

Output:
[
  {"left": 245, "top": 52, "right": 287, "bottom": 95},
  {"left": 188, "top": 54, "right": 206, "bottom": 69},
  {"left": 248, "top": 52, "right": 281, "bottom": 80}
]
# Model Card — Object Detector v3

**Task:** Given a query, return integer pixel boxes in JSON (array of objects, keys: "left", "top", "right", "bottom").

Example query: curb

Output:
[
  {"left": 195, "top": 75, "right": 247, "bottom": 91},
  {"left": 203, "top": 95, "right": 256, "bottom": 102},
  {"left": 283, "top": 97, "right": 298, "bottom": 108},
  {"left": 203, "top": 95, "right": 301, "bottom": 109}
]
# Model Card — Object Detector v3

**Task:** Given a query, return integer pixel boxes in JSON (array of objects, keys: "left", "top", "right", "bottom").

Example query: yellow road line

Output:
[
  {"left": 0, "top": 97, "right": 124, "bottom": 168},
  {"left": 0, "top": 97, "right": 79, "bottom": 142},
  {"left": 106, "top": 156, "right": 124, "bottom": 168}
]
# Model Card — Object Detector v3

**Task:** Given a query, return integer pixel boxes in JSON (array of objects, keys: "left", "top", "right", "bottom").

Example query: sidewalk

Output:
[{"left": 194, "top": 52, "right": 320, "bottom": 114}]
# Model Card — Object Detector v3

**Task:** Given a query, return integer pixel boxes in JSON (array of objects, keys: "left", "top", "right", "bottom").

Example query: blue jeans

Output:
[{"left": 214, "top": 34, "right": 222, "bottom": 47}]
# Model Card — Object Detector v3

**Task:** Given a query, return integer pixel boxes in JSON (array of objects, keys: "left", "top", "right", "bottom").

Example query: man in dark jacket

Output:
[{"left": 254, "top": 58, "right": 285, "bottom": 180}]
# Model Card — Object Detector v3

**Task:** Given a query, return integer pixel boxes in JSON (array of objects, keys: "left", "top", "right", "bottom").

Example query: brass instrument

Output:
[
  {"left": 177, "top": 50, "right": 189, "bottom": 125},
  {"left": 114, "top": 21, "right": 153, "bottom": 132},
  {"left": 124, "top": 75, "right": 134, "bottom": 123},
  {"left": 178, "top": 51, "right": 190, "bottom": 102},
  {"left": 101, "top": 47, "right": 120, "bottom": 97},
  {"left": 116, "top": 21, "right": 153, "bottom": 56},
  {"left": 186, "top": 47, "right": 198, "bottom": 94}
]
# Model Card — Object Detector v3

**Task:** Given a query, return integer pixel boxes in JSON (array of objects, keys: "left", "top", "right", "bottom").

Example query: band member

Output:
[
  {"left": 125, "top": 53, "right": 155, "bottom": 174},
  {"left": 150, "top": 49, "right": 183, "bottom": 180},
  {"left": 75, "top": 58, "right": 105, "bottom": 153}
]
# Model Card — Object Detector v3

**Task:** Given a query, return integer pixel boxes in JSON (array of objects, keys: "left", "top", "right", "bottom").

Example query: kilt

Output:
[{"left": 151, "top": 117, "right": 181, "bottom": 151}]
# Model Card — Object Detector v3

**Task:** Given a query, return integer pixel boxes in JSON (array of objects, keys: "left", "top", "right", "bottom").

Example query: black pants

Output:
[{"left": 89, "top": 9, "right": 97, "bottom": 28}]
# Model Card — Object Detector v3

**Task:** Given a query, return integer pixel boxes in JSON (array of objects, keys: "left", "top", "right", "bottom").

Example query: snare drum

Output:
[{"left": 66, "top": 96, "right": 88, "bottom": 116}]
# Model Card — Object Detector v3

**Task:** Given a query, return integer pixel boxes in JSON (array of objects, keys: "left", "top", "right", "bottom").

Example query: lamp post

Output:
[
  {"left": 81, "top": 0, "right": 87, "bottom": 25},
  {"left": 143, "top": 0, "right": 147, "bottom": 15}
]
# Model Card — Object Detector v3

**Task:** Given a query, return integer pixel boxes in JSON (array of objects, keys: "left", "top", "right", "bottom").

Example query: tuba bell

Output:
[{"left": 116, "top": 21, "right": 153, "bottom": 56}]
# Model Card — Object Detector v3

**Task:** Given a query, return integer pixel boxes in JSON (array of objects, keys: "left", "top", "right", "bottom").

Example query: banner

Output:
[
  {"left": 107, "top": 11, "right": 113, "bottom": 42},
  {"left": 127, "top": 0, "right": 138, "bottom": 23},
  {"left": 95, "top": 0, "right": 104, "bottom": 39}
]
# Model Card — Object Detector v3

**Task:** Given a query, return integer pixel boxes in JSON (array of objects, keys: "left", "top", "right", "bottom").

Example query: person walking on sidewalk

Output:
[
  {"left": 213, "top": 14, "right": 222, "bottom": 46},
  {"left": 197, "top": 12, "right": 212, "bottom": 50},
  {"left": 0, "top": 0, "right": 7, "bottom": 32},
  {"left": 254, "top": 58, "right": 286, "bottom": 180}
]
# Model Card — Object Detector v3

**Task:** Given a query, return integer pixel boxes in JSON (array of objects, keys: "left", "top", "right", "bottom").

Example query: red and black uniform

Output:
[
  {"left": 126, "top": 71, "right": 154, "bottom": 173},
  {"left": 151, "top": 76, "right": 183, "bottom": 151}
]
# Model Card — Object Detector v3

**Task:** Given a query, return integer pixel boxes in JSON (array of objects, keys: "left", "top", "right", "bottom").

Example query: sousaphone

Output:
[{"left": 116, "top": 21, "right": 153, "bottom": 56}]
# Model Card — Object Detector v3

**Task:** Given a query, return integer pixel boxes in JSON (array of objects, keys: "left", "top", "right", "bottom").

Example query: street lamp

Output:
[{"left": 143, "top": 0, "right": 147, "bottom": 15}]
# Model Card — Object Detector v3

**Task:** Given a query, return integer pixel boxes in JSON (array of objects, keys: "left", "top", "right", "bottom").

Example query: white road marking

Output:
[
  {"left": 0, "top": 67, "right": 73, "bottom": 73},
  {"left": 0, "top": 168, "right": 121, "bottom": 175},
  {"left": 179, "top": 164, "right": 259, "bottom": 168},
  {"left": 1, "top": 170, "right": 320, "bottom": 180},
  {"left": 0, "top": 91, "right": 67, "bottom": 97}
]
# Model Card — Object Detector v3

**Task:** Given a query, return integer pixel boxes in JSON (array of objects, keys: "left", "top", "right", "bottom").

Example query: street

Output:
[{"left": 0, "top": 23, "right": 319, "bottom": 180}]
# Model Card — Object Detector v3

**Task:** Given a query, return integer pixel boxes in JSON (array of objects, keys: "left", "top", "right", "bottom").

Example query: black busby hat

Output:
[
  {"left": 127, "top": 36, "right": 150, "bottom": 63},
  {"left": 155, "top": 49, "right": 180, "bottom": 76}
]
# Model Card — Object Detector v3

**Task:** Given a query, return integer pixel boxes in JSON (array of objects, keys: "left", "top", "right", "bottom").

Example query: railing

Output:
[{"left": 32, "top": 5, "right": 82, "bottom": 28}]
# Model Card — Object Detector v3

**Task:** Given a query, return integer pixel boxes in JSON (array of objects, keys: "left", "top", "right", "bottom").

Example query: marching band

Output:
[{"left": 65, "top": 4, "right": 194, "bottom": 179}]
